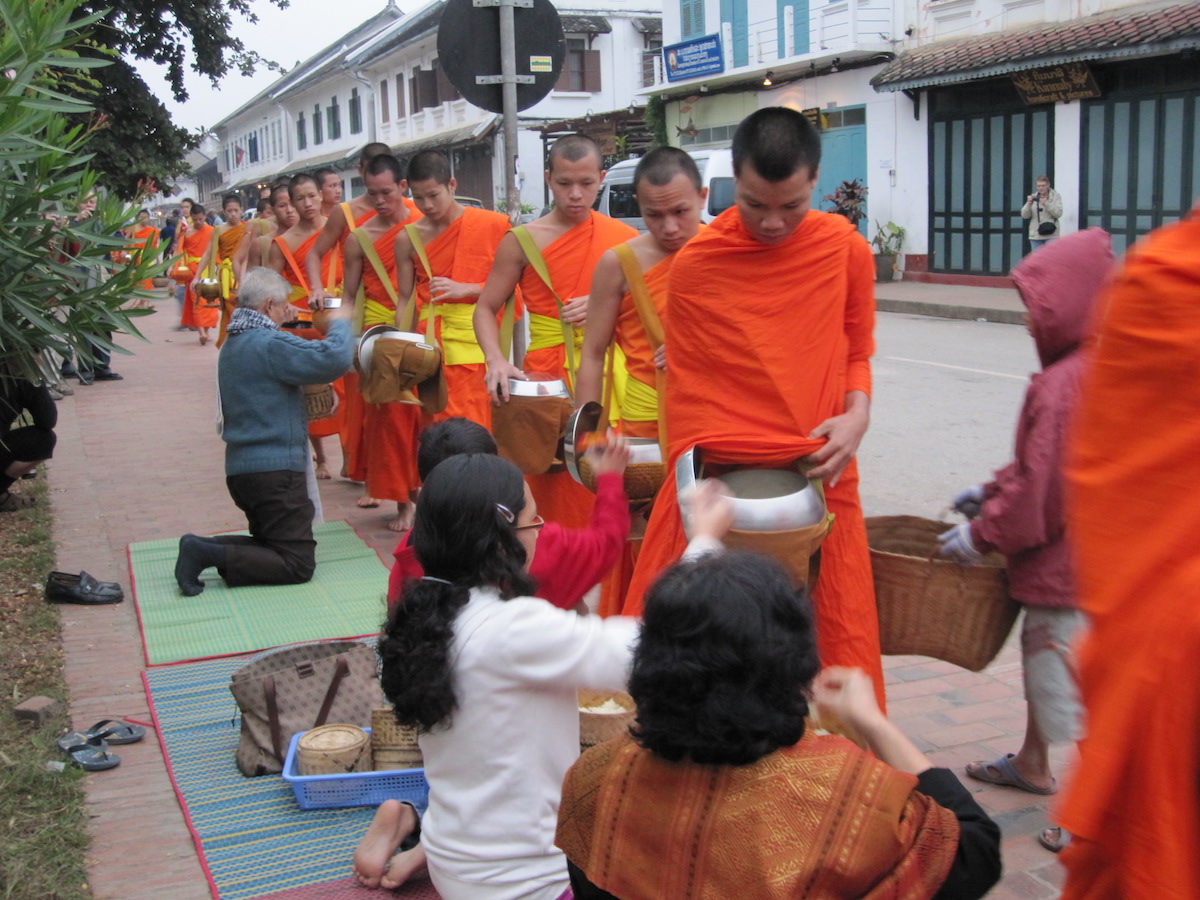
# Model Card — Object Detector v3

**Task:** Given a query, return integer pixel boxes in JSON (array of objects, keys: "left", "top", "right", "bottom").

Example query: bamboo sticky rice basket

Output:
[
  {"left": 371, "top": 708, "right": 423, "bottom": 770},
  {"left": 867, "top": 515, "right": 1020, "bottom": 672},
  {"left": 302, "top": 383, "right": 336, "bottom": 421},
  {"left": 296, "top": 724, "right": 370, "bottom": 776},
  {"left": 578, "top": 689, "right": 636, "bottom": 750}
]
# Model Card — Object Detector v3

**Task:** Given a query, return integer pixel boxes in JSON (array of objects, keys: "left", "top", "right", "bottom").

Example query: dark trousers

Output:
[
  {"left": 0, "top": 426, "right": 56, "bottom": 492},
  {"left": 214, "top": 470, "right": 316, "bottom": 587}
]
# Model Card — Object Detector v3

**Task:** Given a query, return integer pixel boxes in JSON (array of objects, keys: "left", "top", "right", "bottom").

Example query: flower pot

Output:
[{"left": 874, "top": 253, "right": 896, "bottom": 283}]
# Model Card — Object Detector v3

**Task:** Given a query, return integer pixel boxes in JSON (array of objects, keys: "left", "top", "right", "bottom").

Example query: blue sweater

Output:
[{"left": 218, "top": 320, "right": 353, "bottom": 476}]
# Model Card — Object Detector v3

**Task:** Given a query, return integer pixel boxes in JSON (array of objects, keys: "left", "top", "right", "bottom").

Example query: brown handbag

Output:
[
  {"left": 492, "top": 393, "right": 574, "bottom": 475},
  {"left": 228, "top": 640, "right": 385, "bottom": 777}
]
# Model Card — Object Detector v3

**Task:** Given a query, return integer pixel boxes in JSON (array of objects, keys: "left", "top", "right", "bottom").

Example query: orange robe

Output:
[
  {"left": 412, "top": 207, "right": 511, "bottom": 429},
  {"left": 1058, "top": 212, "right": 1200, "bottom": 900},
  {"left": 129, "top": 226, "right": 159, "bottom": 290},
  {"left": 183, "top": 224, "right": 216, "bottom": 328},
  {"left": 518, "top": 212, "right": 637, "bottom": 529},
  {"left": 338, "top": 205, "right": 379, "bottom": 483},
  {"left": 214, "top": 222, "right": 246, "bottom": 348},
  {"left": 621, "top": 209, "right": 885, "bottom": 705},
  {"left": 361, "top": 217, "right": 422, "bottom": 503}
]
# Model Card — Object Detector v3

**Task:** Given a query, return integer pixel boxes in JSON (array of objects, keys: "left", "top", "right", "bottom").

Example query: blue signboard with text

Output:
[{"left": 663, "top": 34, "right": 724, "bottom": 83}]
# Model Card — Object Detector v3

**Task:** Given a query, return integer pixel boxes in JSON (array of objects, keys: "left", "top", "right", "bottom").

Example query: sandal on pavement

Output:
[
  {"left": 1038, "top": 827, "right": 1071, "bottom": 853},
  {"left": 60, "top": 737, "right": 121, "bottom": 772},
  {"left": 965, "top": 754, "right": 1057, "bottom": 795},
  {"left": 0, "top": 491, "right": 36, "bottom": 512},
  {"left": 57, "top": 719, "right": 146, "bottom": 751}
]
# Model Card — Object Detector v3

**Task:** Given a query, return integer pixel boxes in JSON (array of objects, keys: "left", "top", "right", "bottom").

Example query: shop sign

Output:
[
  {"left": 1012, "top": 62, "right": 1101, "bottom": 105},
  {"left": 663, "top": 34, "right": 724, "bottom": 83}
]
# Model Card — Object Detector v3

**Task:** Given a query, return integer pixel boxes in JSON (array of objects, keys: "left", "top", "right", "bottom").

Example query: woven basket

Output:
[
  {"left": 578, "top": 457, "right": 665, "bottom": 502},
  {"left": 151, "top": 276, "right": 172, "bottom": 289},
  {"left": 370, "top": 708, "right": 423, "bottom": 770},
  {"left": 867, "top": 515, "right": 1019, "bottom": 672},
  {"left": 297, "top": 724, "right": 370, "bottom": 776},
  {"left": 302, "top": 383, "right": 336, "bottom": 421},
  {"left": 578, "top": 689, "right": 636, "bottom": 750}
]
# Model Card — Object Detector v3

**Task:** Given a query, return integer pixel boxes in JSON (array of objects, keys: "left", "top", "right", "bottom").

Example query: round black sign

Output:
[{"left": 437, "top": 0, "right": 565, "bottom": 113}]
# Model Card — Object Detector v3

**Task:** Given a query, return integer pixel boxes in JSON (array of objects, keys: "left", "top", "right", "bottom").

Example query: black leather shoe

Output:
[
  {"left": 92, "top": 371, "right": 123, "bottom": 381},
  {"left": 76, "top": 373, "right": 94, "bottom": 385},
  {"left": 45, "top": 571, "right": 125, "bottom": 605}
]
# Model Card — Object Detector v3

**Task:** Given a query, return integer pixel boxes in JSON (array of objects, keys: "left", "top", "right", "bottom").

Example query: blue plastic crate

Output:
[{"left": 282, "top": 728, "right": 429, "bottom": 812}]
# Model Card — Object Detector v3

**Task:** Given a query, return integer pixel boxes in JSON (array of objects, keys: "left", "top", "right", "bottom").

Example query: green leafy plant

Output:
[
  {"left": 822, "top": 179, "right": 868, "bottom": 226},
  {"left": 871, "top": 220, "right": 905, "bottom": 255},
  {"left": 643, "top": 95, "right": 668, "bottom": 149},
  {"left": 0, "top": 0, "right": 159, "bottom": 387}
]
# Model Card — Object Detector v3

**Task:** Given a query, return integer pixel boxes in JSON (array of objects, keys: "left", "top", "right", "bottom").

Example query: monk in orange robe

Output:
[
  {"left": 194, "top": 195, "right": 247, "bottom": 348},
  {"left": 341, "top": 154, "right": 423, "bottom": 531},
  {"left": 1057, "top": 208, "right": 1200, "bottom": 900},
  {"left": 475, "top": 134, "right": 637, "bottom": 529},
  {"left": 126, "top": 209, "right": 159, "bottom": 291},
  {"left": 577, "top": 147, "right": 707, "bottom": 616},
  {"left": 623, "top": 109, "right": 885, "bottom": 706},
  {"left": 182, "top": 206, "right": 217, "bottom": 344},
  {"left": 267, "top": 174, "right": 345, "bottom": 478},
  {"left": 395, "top": 150, "right": 513, "bottom": 429}
]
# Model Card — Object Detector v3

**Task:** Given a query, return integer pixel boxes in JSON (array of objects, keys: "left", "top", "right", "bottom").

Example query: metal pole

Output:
[{"left": 500, "top": 0, "right": 520, "bottom": 226}]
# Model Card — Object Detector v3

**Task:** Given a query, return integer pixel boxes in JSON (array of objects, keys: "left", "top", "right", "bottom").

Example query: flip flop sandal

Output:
[
  {"left": 965, "top": 753, "right": 1057, "bottom": 795},
  {"left": 1038, "top": 827, "right": 1071, "bottom": 853},
  {"left": 56, "top": 719, "right": 146, "bottom": 751},
  {"left": 60, "top": 738, "right": 121, "bottom": 772}
]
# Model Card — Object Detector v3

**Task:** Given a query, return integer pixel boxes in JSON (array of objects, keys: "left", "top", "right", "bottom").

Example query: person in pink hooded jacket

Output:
[{"left": 936, "top": 228, "right": 1113, "bottom": 842}]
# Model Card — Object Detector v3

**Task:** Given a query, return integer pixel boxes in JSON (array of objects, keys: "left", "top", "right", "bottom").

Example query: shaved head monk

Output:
[
  {"left": 622, "top": 108, "right": 886, "bottom": 705},
  {"left": 394, "top": 150, "right": 512, "bottom": 429},
  {"left": 473, "top": 133, "right": 637, "bottom": 528},
  {"left": 340, "top": 154, "right": 423, "bottom": 529},
  {"left": 1058, "top": 207, "right": 1200, "bottom": 900},
  {"left": 193, "top": 194, "right": 247, "bottom": 349},
  {"left": 315, "top": 167, "right": 343, "bottom": 218},
  {"left": 577, "top": 147, "right": 707, "bottom": 614}
]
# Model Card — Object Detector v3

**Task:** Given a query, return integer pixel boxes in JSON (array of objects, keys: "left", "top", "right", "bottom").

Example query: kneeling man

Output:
[{"left": 174, "top": 267, "right": 353, "bottom": 595}]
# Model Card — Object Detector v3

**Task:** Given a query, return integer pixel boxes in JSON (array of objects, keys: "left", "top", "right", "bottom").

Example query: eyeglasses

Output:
[{"left": 515, "top": 515, "right": 545, "bottom": 533}]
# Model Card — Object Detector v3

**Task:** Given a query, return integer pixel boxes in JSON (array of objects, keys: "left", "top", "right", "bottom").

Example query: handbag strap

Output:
[
  {"left": 264, "top": 675, "right": 282, "bottom": 764},
  {"left": 315, "top": 656, "right": 350, "bottom": 728},
  {"left": 404, "top": 223, "right": 439, "bottom": 346},
  {"left": 512, "top": 225, "right": 576, "bottom": 390},
  {"left": 274, "top": 236, "right": 309, "bottom": 292},
  {"left": 354, "top": 227, "right": 415, "bottom": 329}
]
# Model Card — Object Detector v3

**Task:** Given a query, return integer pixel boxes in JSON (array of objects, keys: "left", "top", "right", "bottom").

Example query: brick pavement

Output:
[{"left": 47, "top": 291, "right": 1065, "bottom": 899}]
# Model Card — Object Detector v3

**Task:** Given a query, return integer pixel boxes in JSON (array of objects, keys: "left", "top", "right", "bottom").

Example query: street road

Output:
[{"left": 859, "top": 311, "right": 1038, "bottom": 518}]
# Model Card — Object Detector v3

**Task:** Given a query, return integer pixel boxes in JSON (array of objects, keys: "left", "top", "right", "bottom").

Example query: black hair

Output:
[
  {"left": 315, "top": 168, "right": 339, "bottom": 188},
  {"left": 256, "top": 197, "right": 271, "bottom": 214},
  {"left": 547, "top": 133, "right": 603, "bottom": 171},
  {"left": 190, "top": 204, "right": 207, "bottom": 218},
  {"left": 270, "top": 182, "right": 291, "bottom": 206},
  {"left": 288, "top": 173, "right": 318, "bottom": 200},
  {"left": 417, "top": 418, "right": 497, "bottom": 481},
  {"left": 630, "top": 551, "right": 821, "bottom": 765},
  {"left": 137, "top": 208, "right": 149, "bottom": 217},
  {"left": 364, "top": 153, "right": 405, "bottom": 183},
  {"left": 221, "top": 193, "right": 241, "bottom": 210},
  {"left": 407, "top": 150, "right": 453, "bottom": 187},
  {"left": 634, "top": 146, "right": 702, "bottom": 191},
  {"left": 378, "top": 454, "right": 535, "bottom": 731},
  {"left": 731, "top": 107, "right": 821, "bottom": 182},
  {"left": 359, "top": 141, "right": 392, "bottom": 167}
]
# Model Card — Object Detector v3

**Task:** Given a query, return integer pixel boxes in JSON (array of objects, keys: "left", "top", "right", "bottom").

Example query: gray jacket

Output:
[{"left": 1020, "top": 189, "right": 1063, "bottom": 240}]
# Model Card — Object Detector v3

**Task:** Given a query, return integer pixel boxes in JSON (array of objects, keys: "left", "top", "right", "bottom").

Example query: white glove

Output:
[
  {"left": 937, "top": 523, "right": 983, "bottom": 564},
  {"left": 951, "top": 484, "right": 985, "bottom": 519}
]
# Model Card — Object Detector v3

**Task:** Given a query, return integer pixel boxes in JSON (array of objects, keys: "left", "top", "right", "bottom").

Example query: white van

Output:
[{"left": 597, "top": 148, "right": 735, "bottom": 232}]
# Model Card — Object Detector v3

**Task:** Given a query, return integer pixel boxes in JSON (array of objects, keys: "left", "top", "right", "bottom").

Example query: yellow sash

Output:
[
  {"left": 620, "top": 373, "right": 657, "bottom": 423},
  {"left": 363, "top": 297, "right": 397, "bottom": 330},
  {"left": 419, "top": 303, "right": 484, "bottom": 365},
  {"left": 218, "top": 257, "right": 236, "bottom": 300}
]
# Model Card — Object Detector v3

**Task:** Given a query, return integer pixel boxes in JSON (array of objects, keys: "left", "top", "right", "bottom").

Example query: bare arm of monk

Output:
[
  {"left": 232, "top": 227, "right": 256, "bottom": 282},
  {"left": 342, "top": 232, "right": 364, "bottom": 318},
  {"left": 575, "top": 248, "right": 626, "bottom": 408},
  {"left": 306, "top": 204, "right": 347, "bottom": 308},
  {"left": 394, "top": 229, "right": 417, "bottom": 329},
  {"left": 474, "top": 231, "right": 527, "bottom": 402},
  {"left": 264, "top": 238, "right": 285, "bottom": 274}
]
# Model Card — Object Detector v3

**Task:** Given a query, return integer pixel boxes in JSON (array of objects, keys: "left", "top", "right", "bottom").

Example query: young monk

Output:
[
  {"left": 193, "top": 194, "right": 247, "bottom": 348},
  {"left": 315, "top": 167, "right": 342, "bottom": 217},
  {"left": 125, "top": 209, "right": 159, "bottom": 291},
  {"left": 395, "top": 150, "right": 512, "bottom": 428},
  {"left": 576, "top": 148, "right": 707, "bottom": 615},
  {"left": 622, "top": 108, "right": 886, "bottom": 707},
  {"left": 245, "top": 184, "right": 295, "bottom": 272},
  {"left": 233, "top": 195, "right": 276, "bottom": 283},
  {"left": 1058, "top": 209, "right": 1200, "bottom": 900},
  {"left": 340, "top": 154, "right": 423, "bottom": 529},
  {"left": 474, "top": 134, "right": 637, "bottom": 529},
  {"left": 181, "top": 205, "right": 216, "bottom": 344}
]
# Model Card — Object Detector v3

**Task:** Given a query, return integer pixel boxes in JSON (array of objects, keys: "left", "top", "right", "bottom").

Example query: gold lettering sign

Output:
[{"left": 1012, "top": 62, "right": 1101, "bottom": 105}]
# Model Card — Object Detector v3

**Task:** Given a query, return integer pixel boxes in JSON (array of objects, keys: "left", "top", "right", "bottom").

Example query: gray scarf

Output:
[{"left": 225, "top": 307, "right": 278, "bottom": 336}]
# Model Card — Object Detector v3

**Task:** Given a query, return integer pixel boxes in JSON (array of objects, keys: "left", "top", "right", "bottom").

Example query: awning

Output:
[
  {"left": 631, "top": 17, "right": 662, "bottom": 34},
  {"left": 871, "top": 1, "right": 1200, "bottom": 92},
  {"left": 390, "top": 116, "right": 499, "bottom": 156},
  {"left": 272, "top": 146, "right": 361, "bottom": 180},
  {"left": 560, "top": 15, "right": 611, "bottom": 35}
]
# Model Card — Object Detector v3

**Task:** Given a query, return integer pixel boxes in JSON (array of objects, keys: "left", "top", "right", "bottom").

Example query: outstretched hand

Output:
[
  {"left": 812, "top": 667, "right": 884, "bottom": 733},
  {"left": 485, "top": 359, "right": 527, "bottom": 404},
  {"left": 586, "top": 431, "right": 631, "bottom": 478},
  {"left": 803, "top": 403, "right": 869, "bottom": 486}
]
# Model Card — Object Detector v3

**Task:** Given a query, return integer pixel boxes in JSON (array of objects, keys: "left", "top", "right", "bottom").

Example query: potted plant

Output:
[
  {"left": 870, "top": 220, "right": 905, "bottom": 283},
  {"left": 823, "top": 179, "right": 868, "bottom": 228}
]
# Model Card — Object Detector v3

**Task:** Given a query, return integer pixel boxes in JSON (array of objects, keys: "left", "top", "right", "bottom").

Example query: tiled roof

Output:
[{"left": 872, "top": 1, "right": 1200, "bottom": 91}]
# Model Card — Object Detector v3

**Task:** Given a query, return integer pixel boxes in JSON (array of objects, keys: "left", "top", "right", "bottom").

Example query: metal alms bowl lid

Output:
[
  {"left": 356, "top": 323, "right": 400, "bottom": 373},
  {"left": 508, "top": 376, "right": 570, "bottom": 398}
]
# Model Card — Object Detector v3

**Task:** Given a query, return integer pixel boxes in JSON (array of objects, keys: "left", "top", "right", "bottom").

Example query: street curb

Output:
[{"left": 876, "top": 298, "right": 1024, "bottom": 325}]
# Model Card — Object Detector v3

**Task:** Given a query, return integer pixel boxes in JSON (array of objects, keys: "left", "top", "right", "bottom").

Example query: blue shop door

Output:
[{"left": 816, "top": 117, "right": 868, "bottom": 237}]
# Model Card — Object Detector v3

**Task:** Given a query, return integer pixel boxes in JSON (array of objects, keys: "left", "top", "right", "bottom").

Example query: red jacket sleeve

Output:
[{"left": 528, "top": 472, "right": 630, "bottom": 609}]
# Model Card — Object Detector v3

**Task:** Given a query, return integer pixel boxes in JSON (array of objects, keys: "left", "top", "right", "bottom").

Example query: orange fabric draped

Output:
[
  {"left": 215, "top": 223, "right": 247, "bottom": 347},
  {"left": 183, "top": 224, "right": 215, "bottom": 328},
  {"left": 1058, "top": 212, "right": 1200, "bottom": 900},
  {"left": 518, "top": 212, "right": 637, "bottom": 529},
  {"left": 362, "top": 220, "right": 422, "bottom": 502},
  {"left": 413, "top": 207, "right": 511, "bottom": 428},
  {"left": 615, "top": 252, "right": 671, "bottom": 400},
  {"left": 557, "top": 733, "right": 959, "bottom": 900},
  {"left": 336, "top": 208, "right": 383, "bottom": 484},
  {"left": 277, "top": 231, "right": 341, "bottom": 308},
  {"left": 621, "top": 209, "right": 884, "bottom": 704},
  {"left": 129, "top": 226, "right": 158, "bottom": 290}
]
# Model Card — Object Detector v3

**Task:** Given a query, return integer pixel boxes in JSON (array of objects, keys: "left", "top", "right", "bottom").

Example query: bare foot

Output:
[
  {"left": 315, "top": 463, "right": 331, "bottom": 480},
  {"left": 358, "top": 493, "right": 381, "bottom": 508},
  {"left": 199, "top": 332, "right": 209, "bottom": 346},
  {"left": 381, "top": 844, "right": 429, "bottom": 889},
  {"left": 353, "top": 800, "right": 417, "bottom": 889},
  {"left": 387, "top": 502, "right": 415, "bottom": 533}
]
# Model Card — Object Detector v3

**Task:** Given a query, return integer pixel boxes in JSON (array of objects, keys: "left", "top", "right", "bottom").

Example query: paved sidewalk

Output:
[
  {"left": 49, "top": 288, "right": 1062, "bottom": 900},
  {"left": 878, "top": 279, "right": 1026, "bottom": 324}
]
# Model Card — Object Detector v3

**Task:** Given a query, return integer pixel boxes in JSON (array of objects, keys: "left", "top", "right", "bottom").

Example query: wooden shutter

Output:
[
  {"left": 380, "top": 80, "right": 390, "bottom": 122},
  {"left": 396, "top": 73, "right": 406, "bottom": 118},
  {"left": 583, "top": 49, "right": 601, "bottom": 92},
  {"left": 435, "top": 60, "right": 461, "bottom": 103},
  {"left": 418, "top": 69, "right": 439, "bottom": 109}
]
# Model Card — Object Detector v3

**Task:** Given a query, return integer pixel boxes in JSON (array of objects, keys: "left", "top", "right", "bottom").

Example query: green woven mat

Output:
[{"left": 131, "top": 521, "right": 389, "bottom": 665}]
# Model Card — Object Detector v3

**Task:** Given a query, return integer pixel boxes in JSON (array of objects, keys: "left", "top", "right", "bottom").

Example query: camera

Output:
[{"left": 322, "top": 296, "right": 342, "bottom": 310}]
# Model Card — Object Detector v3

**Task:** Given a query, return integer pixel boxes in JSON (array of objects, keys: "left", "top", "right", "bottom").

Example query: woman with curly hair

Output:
[
  {"left": 354, "top": 451, "right": 648, "bottom": 900},
  {"left": 557, "top": 551, "right": 1003, "bottom": 900}
]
